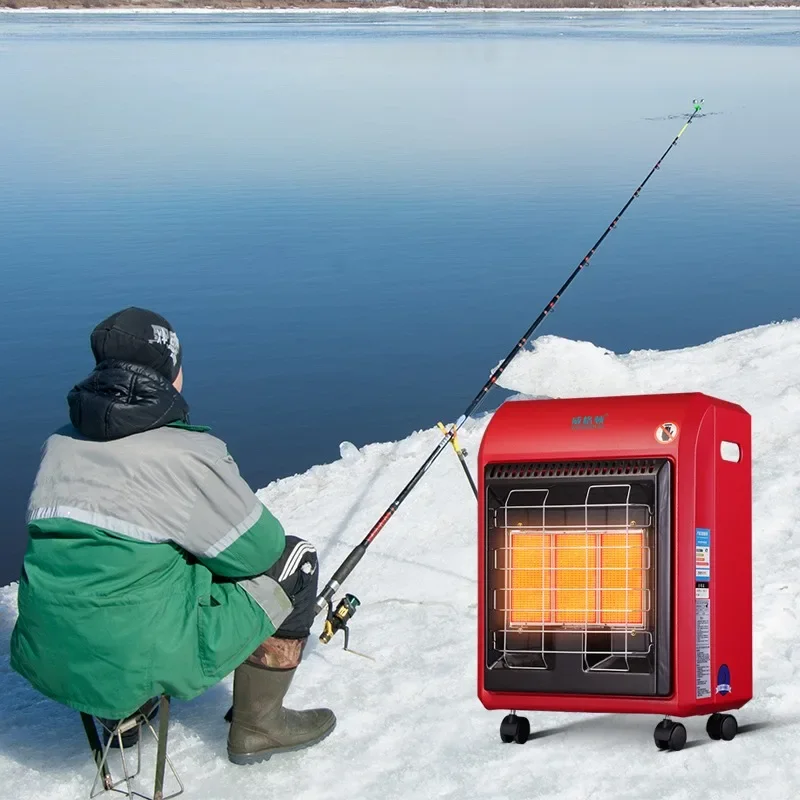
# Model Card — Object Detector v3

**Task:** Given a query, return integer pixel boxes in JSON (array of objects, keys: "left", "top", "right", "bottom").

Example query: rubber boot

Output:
[{"left": 226, "top": 661, "right": 336, "bottom": 766}]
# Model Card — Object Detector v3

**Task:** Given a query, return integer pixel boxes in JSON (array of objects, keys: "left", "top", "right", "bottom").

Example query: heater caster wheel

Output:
[
  {"left": 653, "top": 720, "right": 687, "bottom": 752},
  {"left": 706, "top": 713, "right": 738, "bottom": 741},
  {"left": 500, "top": 714, "right": 530, "bottom": 744}
]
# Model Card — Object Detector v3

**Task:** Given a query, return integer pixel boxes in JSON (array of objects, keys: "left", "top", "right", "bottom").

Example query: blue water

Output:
[{"left": 1, "top": 10, "right": 799, "bottom": 585}]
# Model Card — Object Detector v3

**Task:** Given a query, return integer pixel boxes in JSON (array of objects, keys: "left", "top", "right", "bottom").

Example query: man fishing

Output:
[{"left": 10, "top": 307, "right": 335, "bottom": 765}]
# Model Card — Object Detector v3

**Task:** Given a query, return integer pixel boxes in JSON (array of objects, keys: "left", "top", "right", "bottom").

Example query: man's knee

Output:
[{"left": 267, "top": 536, "right": 319, "bottom": 640}]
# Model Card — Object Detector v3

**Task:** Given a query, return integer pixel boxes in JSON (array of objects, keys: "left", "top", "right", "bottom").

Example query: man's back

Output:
[
  {"left": 12, "top": 421, "right": 285, "bottom": 719},
  {"left": 29, "top": 421, "right": 232, "bottom": 556}
]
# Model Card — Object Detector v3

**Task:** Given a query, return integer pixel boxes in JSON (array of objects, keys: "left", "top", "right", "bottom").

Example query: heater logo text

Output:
[{"left": 571, "top": 415, "right": 606, "bottom": 430}]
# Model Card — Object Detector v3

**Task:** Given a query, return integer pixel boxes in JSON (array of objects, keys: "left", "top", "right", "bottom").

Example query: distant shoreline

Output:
[{"left": 3, "top": 1, "right": 800, "bottom": 11}]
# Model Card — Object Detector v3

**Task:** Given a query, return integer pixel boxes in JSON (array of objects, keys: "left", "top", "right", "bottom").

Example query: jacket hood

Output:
[{"left": 67, "top": 360, "right": 190, "bottom": 441}]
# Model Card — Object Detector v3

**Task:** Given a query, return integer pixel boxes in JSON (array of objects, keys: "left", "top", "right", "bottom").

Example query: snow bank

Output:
[{"left": 2, "top": 319, "right": 799, "bottom": 799}]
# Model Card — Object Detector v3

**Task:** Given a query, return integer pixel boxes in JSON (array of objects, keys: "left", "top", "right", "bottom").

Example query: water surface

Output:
[{"left": 1, "top": 10, "right": 799, "bottom": 585}]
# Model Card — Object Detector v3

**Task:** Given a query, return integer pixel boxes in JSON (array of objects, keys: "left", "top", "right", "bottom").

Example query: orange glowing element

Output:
[
  {"left": 600, "top": 533, "right": 645, "bottom": 625},
  {"left": 508, "top": 534, "right": 551, "bottom": 625},
  {"left": 509, "top": 531, "right": 645, "bottom": 627}
]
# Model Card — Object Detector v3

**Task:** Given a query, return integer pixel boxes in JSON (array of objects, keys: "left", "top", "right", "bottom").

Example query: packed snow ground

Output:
[{"left": 2, "top": 320, "right": 800, "bottom": 800}]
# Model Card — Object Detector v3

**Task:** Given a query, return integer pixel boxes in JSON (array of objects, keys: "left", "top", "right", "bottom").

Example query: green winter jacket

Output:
[{"left": 10, "top": 416, "right": 292, "bottom": 719}]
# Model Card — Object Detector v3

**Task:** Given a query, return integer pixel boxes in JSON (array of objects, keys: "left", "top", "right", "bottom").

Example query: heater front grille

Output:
[
  {"left": 484, "top": 458, "right": 672, "bottom": 696},
  {"left": 490, "top": 484, "right": 653, "bottom": 674}
]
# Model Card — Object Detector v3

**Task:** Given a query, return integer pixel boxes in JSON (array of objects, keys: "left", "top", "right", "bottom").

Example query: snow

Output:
[{"left": 2, "top": 319, "right": 800, "bottom": 799}]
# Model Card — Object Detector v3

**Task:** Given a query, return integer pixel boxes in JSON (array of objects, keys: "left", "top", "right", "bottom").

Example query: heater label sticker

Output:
[
  {"left": 696, "top": 528, "right": 712, "bottom": 697},
  {"left": 695, "top": 528, "right": 711, "bottom": 582},
  {"left": 655, "top": 422, "right": 679, "bottom": 443},
  {"left": 696, "top": 598, "right": 712, "bottom": 698},
  {"left": 716, "top": 664, "right": 732, "bottom": 695}
]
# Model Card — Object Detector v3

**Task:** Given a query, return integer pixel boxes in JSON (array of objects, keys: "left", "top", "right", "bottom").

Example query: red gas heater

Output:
[{"left": 477, "top": 392, "right": 752, "bottom": 751}]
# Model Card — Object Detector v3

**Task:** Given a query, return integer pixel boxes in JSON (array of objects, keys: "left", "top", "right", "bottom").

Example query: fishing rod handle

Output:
[{"left": 314, "top": 542, "right": 368, "bottom": 616}]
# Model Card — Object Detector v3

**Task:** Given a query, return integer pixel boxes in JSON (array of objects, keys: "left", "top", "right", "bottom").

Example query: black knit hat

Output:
[{"left": 90, "top": 307, "right": 183, "bottom": 382}]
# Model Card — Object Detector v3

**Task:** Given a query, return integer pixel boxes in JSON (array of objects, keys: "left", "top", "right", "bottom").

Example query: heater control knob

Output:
[
  {"left": 653, "top": 720, "right": 687, "bottom": 752},
  {"left": 499, "top": 714, "right": 530, "bottom": 745}
]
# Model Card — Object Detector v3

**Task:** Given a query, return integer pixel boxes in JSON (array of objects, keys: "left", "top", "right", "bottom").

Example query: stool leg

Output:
[
  {"left": 80, "top": 713, "right": 112, "bottom": 791},
  {"left": 153, "top": 696, "right": 171, "bottom": 800},
  {"left": 116, "top": 727, "right": 135, "bottom": 800}
]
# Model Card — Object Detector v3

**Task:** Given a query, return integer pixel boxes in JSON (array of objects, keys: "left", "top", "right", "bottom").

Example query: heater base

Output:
[{"left": 494, "top": 711, "right": 739, "bottom": 751}]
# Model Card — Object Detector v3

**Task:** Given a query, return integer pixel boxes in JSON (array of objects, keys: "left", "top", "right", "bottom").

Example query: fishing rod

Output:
[{"left": 316, "top": 100, "right": 705, "bottom": 647}]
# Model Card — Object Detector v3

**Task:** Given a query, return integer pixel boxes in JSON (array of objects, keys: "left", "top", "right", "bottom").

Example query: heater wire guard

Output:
[{"left": 490, "top": 483, "right": 654, "bottom": 675}]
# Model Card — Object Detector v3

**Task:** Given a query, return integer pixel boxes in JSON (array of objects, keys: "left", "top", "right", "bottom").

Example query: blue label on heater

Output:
[
  {"left": 716, "top": 664, "right": 732, "bottom": 695},
  {"left": 695, "top": 528, "right": 711, "bottom": 582}
]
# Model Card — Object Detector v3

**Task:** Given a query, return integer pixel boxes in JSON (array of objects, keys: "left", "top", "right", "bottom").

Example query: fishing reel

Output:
[{"left": 320, "top": 593, "right": 361, "bottom": 651}]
